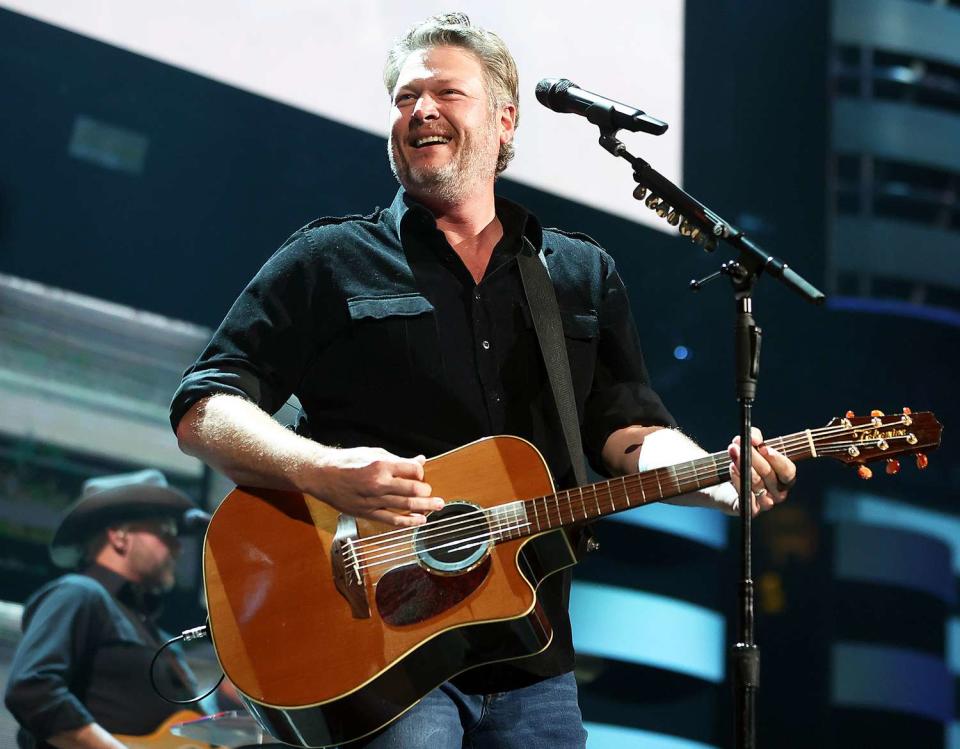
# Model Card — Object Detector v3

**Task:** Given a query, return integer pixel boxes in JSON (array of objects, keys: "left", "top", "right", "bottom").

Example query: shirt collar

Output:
[
  {"left": 83, "top": 564, "right": 164, "bottom": 618},
  {"left": 384, "top": 187, "right": 546, "bottom": 254}
]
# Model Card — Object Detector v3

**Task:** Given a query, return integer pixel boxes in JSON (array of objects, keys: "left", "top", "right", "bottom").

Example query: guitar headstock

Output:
[{"left": 816, "top": 409, "right": 942, "bottom": 479}]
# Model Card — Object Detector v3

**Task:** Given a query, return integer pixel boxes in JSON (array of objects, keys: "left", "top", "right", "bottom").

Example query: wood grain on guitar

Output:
[{"left": 202, "top": 411, "right": 942, "bottom": 747}]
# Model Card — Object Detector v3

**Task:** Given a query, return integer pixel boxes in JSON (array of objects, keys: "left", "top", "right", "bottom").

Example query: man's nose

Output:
[{"left": 413, "top": 94, "right": 440, "bottom": 121}]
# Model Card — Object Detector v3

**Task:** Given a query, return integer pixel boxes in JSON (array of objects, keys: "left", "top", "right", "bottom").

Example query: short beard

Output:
[
  {"left": 388, "top": 143, "right": 464, "bottom": 203},
  {"left": 389, "top": 115, "right": 499, "bottom": 204}
]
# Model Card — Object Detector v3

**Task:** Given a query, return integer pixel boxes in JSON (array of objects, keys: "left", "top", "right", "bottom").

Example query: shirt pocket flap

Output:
[
  {"left": 347, "top": 294, "right": 435, "bottom": 321},
  {"left": 560, "top": 310, "right": 599, "bottom": 340}
]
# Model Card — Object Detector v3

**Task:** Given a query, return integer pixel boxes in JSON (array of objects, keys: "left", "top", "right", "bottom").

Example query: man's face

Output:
[
  {"left": 388, "top": 45, "right": 514, "bottom": 202},
  {"left": 123, "top": 518, "right": 181, "bottom": 592}
]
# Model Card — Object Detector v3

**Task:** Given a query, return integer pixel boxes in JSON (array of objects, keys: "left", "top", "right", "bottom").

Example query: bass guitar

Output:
[{"left": 203, "top": 410, "right": 941, "bottom": 747}]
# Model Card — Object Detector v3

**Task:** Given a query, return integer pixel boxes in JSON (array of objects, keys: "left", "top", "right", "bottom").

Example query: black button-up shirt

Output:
[
  {"left": 170, "top": 188, "right": 674, "bottom": 690},
  {"left": 4, "top": 565, "right": 196, "bottom": 747}
]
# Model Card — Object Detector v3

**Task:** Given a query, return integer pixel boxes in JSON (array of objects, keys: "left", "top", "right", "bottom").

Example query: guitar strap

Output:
[
  {"left": 517, "top": 239, "right": 596, "bottom": 556},
  {"left": 517, "top": 240, "right": 587, "bottom": 487}
]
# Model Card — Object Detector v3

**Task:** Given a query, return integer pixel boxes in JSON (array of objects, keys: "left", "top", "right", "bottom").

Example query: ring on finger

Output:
[{"left": 752, "top": 488, "right": 767, "bottom": 499}]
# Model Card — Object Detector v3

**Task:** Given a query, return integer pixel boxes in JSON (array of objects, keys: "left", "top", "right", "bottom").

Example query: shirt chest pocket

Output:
[{"left": 346, "top": 293, "right": 443, "bottom": 392}]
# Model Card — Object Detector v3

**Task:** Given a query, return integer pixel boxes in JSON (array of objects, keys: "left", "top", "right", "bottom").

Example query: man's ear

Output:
[
  {"left": 106, "top": 526, "right": 128, "bottom": 554},
  {"left": 499, "top": 103, "right": 517, "bottom": 144}
]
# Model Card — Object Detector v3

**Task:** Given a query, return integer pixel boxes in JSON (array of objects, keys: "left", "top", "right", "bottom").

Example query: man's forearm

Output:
[
  {"left": 175, "top": 394, "right": 328, "bottom": 493},
  {"left": 47, "top": 724, "right": 126, "bottom": 749},
  {"left": 601, "top": 424, "right": 665, "bottom": 476},
  {"left": 175, "top": 393, "right": 441, "bottom": 526},
  {"left": 603, "top": 425, "right": 738, "bottom": 513}
]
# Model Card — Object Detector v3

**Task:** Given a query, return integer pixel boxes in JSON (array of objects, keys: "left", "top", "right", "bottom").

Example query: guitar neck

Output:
[{"left": 489, "top": 430, "right": 819, "bottom": 543}]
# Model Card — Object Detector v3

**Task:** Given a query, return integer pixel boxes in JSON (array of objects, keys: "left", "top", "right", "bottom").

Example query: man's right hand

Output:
[
  {"left": 311, "top": 448, "right": 444, "bottom": 526},
  {"left": 176, "top": 395, "right": 444, "bottom": 527}
]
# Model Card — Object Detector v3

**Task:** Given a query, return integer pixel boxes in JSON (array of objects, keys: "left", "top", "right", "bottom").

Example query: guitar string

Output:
[
  {"left": 350, "top": 432, "right": 920, "bottom": 570},
  {"left": 355, "top": 420, "right": 920, "bottom": 560},
  {"left": 350, "top": 441, "right": 907, "bottom": 572},
  {"left": 349, "top": 424, "right": 848, "bottom": 554},
  {"left": 349, "top": 421, "right": 915, "bottom": 561},
  {"left": 351, "top": 439, "right": 913, "bottom": 570},
  {"left": 349, "top": 424, "right": 918, "bottom": 565},
  {"left": 352, "top": 438, "right": 892, "bottom": 571}
]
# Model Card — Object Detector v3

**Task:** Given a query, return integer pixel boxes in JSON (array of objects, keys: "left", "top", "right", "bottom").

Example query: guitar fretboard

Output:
[{"left": 487, "top": 433, "right": 813, "bottom": 543}]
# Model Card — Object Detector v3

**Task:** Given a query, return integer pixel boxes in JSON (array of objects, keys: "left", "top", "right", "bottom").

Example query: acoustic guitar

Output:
[
  {"left": 113, "top": 710, "right": 209, "bottom": 749},
  {"left": 203, "top": 410, "right": 941, "bottom": 747}
]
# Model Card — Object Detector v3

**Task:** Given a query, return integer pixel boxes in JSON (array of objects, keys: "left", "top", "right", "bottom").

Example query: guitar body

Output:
[
  {"left": 203, "top": 436, "right": 578, "bottom": 747},
  {"left": 113, "top": 710, "right": 207, "bottom": 749}
]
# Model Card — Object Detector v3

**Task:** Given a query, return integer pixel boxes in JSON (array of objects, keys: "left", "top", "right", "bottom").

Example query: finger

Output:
[
  {"left": 367, "top": 509, "right": 429, "bottom": 527},
  {"left": 730, "top": 429, "right": 765, "bottom": 447},
  {"left": 373, "top": 494, "right": 445, "bottom": 514},
  {"left": 392, "top": 459, "right": 426, "bottom": 482},
  {"left": 730, "top": 443, "right": 782, "bottom": 498},
  {"left": 762, "top": 445, "right": 797, "bottom": 493},
  {"left": 752, "top": 445, "right": 790, "bottom": 502},
  {"left": 382, "top": 475, "right": 435, "bottom": 499}
]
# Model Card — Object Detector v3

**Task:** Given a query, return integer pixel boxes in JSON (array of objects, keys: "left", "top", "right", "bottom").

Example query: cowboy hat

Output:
[{"left": 50, "top": 468, "right": 208, "bottom": 568}]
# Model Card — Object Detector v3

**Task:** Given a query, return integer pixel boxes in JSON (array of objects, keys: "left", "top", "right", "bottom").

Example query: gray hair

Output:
[{"left": 384, "top": 12, "right": 519, "bottom": 175}]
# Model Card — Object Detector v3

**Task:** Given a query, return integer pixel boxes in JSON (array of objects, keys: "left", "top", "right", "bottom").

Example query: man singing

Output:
[{"left": 171, "top": 13, "right": 796, "bottom": 747}]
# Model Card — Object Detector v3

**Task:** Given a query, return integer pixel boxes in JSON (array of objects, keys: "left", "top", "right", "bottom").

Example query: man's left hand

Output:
[{"left": 728, "top": 427, "right": 796, "bottom": 515}]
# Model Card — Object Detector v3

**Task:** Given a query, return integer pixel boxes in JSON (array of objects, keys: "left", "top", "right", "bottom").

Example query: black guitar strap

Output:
[{"left": 516, "top": 238, "right": 588, "bottom": 489}]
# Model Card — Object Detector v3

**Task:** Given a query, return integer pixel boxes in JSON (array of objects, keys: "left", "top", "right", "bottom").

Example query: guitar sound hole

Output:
[{"left": 414, "top": 501, "right": 491, "bottom": 573}]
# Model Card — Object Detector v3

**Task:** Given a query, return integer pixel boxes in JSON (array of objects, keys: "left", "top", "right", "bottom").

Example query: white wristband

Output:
[{"left": 636, "top": 429, "right": 739, "bottom": 514}]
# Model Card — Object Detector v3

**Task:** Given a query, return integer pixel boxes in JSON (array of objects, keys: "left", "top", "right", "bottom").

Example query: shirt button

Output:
[
  {"left": 474, "top": 292, "right": 481, "bottom": 301},
  {"left": 481, "top": 340, "right": 491, "bottom": 350}
]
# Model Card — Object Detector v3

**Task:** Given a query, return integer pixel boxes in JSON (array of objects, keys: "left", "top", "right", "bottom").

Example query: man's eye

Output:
[{"left": 395, "top": 93, "right": 415, "bottom": 104}]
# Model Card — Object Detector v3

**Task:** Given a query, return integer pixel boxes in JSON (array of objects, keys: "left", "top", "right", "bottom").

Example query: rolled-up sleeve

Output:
[
  {"left": 582, "top": 252, "right": 676, "bottom": 475},
  {"left": 170, "top": 230, "right": 335, "bottom": 432},
  {"left": 4, "top": 585, "right": 100, "bottom": 741}
]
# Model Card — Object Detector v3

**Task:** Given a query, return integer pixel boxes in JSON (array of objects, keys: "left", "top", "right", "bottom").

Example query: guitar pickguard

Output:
[{"left": 375, "top": 556, "right": 491, "bottom": 627}]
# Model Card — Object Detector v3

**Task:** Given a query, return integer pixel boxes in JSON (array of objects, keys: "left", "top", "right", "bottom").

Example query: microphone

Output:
[
  {"left": 180, "top": 508, "right": 211, "bottom": 534},
  {"left": 535, "top": 78, "right": 668, "bottom": 135}
]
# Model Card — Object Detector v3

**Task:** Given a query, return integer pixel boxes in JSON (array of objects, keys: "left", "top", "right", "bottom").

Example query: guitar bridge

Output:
[{"left": 332, "top": 514, "right": 370, "bottom": 619}]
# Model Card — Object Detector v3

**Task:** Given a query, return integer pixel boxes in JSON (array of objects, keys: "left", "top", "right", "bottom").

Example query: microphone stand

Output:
[{"left": 586, "top": 108, "right": 824, "bottom": 749}]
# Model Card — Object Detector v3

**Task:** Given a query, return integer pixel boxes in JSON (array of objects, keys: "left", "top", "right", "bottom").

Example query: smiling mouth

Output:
[{"left": 412, "top": 135, "right": 452, "bottom": 148}]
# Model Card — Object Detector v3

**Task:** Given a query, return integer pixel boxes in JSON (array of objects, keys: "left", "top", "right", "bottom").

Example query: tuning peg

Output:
[
  {"left": 655, "top": 203, "right": 671, "bottom": 218},
  {"left": 871, "top": 409, "right": 885, "bottom": 417},
  {"left": 857, "top": 465, "right": 873, "bottom": 480},
  {"left": 916, "top": 453, "right": 929, "bottom": 470},
  {"left": 679, "top": 220, "right": 694, "bottom": 237},
  {"left": 667, "top": 210, "right": 681, "bottom": 226},
  {"left": 885, "top": 459, "right": 900, "bottom": 475},
  {"left": 633, "top": 185, "right": 648, "bottom": 201},
  {"left": 846, "top": 410, "right": 855, "bottom": 419},
  {"left": 645, "top": 194, "right": 660, "bottom": 209}
]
